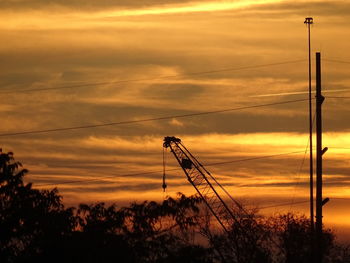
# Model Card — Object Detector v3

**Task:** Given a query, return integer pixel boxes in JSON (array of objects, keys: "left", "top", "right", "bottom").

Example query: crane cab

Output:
[{"left": 181, "top": 158, "right": 192, "bottom": 169}]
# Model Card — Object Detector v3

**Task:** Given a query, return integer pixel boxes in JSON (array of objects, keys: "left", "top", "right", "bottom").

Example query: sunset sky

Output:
[{"left": 1, "top": 0, "right": 349, "bottom": 241}]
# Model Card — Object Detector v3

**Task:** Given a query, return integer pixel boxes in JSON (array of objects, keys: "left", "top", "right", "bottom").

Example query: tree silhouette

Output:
[
  {"left": 0, "top": 150, "right": 76, "bottom": 262},
  {"left": 1, "top": 150, "right": 349, "bottom": 263},
  {"left": 76, "top": 194, "right": 212, "bottom": 262},
  {"left": 268, "top": 213, "right": 335, "bottom": 263},
  {"left": 195, "top": 206, "right": 273, "bottom": 263}
]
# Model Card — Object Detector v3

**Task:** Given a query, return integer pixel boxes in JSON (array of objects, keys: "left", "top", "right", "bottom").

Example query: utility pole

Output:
[
  {"left": 315, "top": 52, "right": 328, "bottom": 263},
  {"left": 304, "top": 17, "right": 314, "bottom": 232}
]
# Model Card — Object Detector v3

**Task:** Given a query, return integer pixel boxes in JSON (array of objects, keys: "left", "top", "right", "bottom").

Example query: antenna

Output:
[{"left": 304, "top": 17, "right": 314, "bottom": 233}]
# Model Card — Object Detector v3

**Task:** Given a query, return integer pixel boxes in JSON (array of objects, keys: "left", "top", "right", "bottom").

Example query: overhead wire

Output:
[
  {"left": 259, "top": 197, "right": 350, "bottom": 210},
  {"left": 289, "top": 111, "right": 316, "bottom": 210},
  {"left": 205, "top": 151, "right": 305, "bottom": 167},
  {"left": 330, "top": 147, "right": 350, "bottom": 150},
  {"left": 250, "top": 88, "right": 350, "bottom": 98},
  {"left": 92, "top": 197, "right": 347, "bottom": 211},
  {"left": 32, "top": 150, "right": 305, "bottom": 187},
  {"left": 1, "top": 56, "right": 345, "bottom": 211},
  {"left": 4, "top": 57, "right": 345, "bottom": 214},
  {"left": 286, "top": 95, "right": 350, "bottom": 209},
  {"left": 0, "top": 98, "right": 308, "bottom": 137},
  {"left": 327, "top": 96, "right": 350, "bottom": 99},
  {"left": 259, "top": 200, "right": 309, "bottom": 210},
  {"left": 289, "top": 140, "right": 310, "bottom": 209},
  {"left": 0, "top": 59, "right": 306, "bottom": 94},
  {"left": 323, "top": 58, "right": 350, "bottom": 64}
]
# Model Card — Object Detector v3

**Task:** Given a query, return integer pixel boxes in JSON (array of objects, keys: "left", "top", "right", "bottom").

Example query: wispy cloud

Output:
[{"left": 0, "top": 0, "right": 349, "bottom": 227}]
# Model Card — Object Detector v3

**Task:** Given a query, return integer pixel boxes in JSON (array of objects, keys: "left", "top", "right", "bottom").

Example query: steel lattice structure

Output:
[{"left": 163, "top": 136, "right": 243, "bottom": 234}]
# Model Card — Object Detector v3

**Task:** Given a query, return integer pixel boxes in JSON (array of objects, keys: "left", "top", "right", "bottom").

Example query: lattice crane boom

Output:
[{"left": 163, "top": 136, "right": 242, "bottom": 234}]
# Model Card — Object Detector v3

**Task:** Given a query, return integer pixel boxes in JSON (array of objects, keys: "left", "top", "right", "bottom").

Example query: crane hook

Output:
[{"left": 162, "top": 146, "right": 167, "bottom": 192}]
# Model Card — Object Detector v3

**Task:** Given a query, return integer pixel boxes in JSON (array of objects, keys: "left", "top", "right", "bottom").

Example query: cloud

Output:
[
  {"left": 0, "top": 0, "right": 194, "bottom": 11},
  {"left": 1, "top": 0, "right": 350, "bottom": 227},
  {"left": 248, "top": 1, "right": 350, "bottom": 18},
  {"left": 0, "top": 0, "right": 282, "bottom": 13},
  {"left": 169, "top": 118, "right": 184, "bottom": 127}
]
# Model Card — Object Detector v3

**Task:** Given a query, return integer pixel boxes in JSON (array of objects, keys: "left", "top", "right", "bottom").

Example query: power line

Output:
[
  {"left": 323, "top": 58, "right": 350, "bottom": 64},
  {"left": 289, "top": 139, "right": 310, "bottom": 209},
  {"left": 289, "top": 111, "right": 316, "bottom": 210},
  {"left": 33, "top": 170, "right": 167, "bottom": 187},
  {"left": 259, "top": 197, "right": 350, "bottom": 210},
  {"left": 251, "top": 88, "right": 350, "bottom": 98},
  {"left": 206, "top": 151, "right": 304, "bottom": 166},
  {"left": 330, "top": 147, "right": 350, "bottom": 150},
  {"left": 0, "top": 98, "right": 308, "bottom": 137},
  {"left": 259, "top": 200, "right": 309, "bottom": 210},
  {"left": 308, "top": 146, "right": 350, "bottom": 150},
  {"left": 32, "top": 150, "right": 305, "bottom": 187},
  {"left": 0, "top": 59, "right": 306, "bottom": 94},
  {"left": 327, "top": 96, "right": 350, "bottom": 99},
  {"left": 0, "top": 82, "right": 109, "bottom": 94}
]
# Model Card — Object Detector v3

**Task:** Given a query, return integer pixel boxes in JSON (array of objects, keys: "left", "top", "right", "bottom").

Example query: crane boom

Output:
[{"left": 163, "top": 136, "right": 242, "bottom": 234}]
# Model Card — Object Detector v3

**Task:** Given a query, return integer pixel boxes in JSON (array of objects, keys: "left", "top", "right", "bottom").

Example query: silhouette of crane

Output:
[{"left": 163, "top": 136, "right": 244, "bottom": 234}]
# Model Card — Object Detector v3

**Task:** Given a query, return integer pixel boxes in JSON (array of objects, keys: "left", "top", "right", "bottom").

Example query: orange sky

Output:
[{"left": 0, "top": 0, "right": 349, "bottom": 241}]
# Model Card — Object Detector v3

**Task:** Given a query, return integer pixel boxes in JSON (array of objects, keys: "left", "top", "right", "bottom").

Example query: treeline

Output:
[{"left": 1, "top": 150, "right": 349, "bottom": 263}]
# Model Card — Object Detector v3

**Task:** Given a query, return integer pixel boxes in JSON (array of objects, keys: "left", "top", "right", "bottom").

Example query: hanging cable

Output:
[
  {"left": 289, "top": 111, "right": 316, "bottom": 211},
  {"left": 0, "top": 98, "right": 308, "bottom": 137},
  {"left": 0, "top": 59, "right": 306, "bottom": 94},
  {"left": 162, "top": 146, "right": 167, "bottom": 193},
  {"left": 32, "top": 150, "right": 305, "bottom": 187}
]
